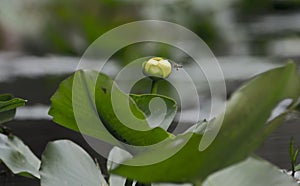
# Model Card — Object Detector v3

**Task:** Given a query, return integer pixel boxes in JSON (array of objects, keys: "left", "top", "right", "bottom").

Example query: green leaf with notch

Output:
[
  {"left": 49, "top": 70, "right": 171, "bottom": 147},
  {"left": 112, "top": 62, "right": 300, "bottom": 184}
]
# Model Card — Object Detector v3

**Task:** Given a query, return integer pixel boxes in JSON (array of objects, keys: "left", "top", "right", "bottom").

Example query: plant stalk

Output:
[{"left": 151, "top": 79, "right": 159, "bottom": 94}]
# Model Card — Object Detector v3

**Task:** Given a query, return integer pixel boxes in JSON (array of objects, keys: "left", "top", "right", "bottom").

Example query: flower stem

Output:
[{"left": 151, "top": 79, "right": 159, "bottom": 94}]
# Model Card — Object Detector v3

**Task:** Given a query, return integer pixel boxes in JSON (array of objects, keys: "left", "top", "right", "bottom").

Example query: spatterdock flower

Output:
[{"left": 143, "top": 57, "right": 172, "bottom": 79}]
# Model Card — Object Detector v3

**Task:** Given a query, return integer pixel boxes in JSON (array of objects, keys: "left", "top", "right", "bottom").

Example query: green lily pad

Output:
[
  {"left": 203, "top": 157, "right": 299, "bottom": 186},
  {"left": 40, "top": 140, "right": 107, "bottom": 186},
  {"left": 111, "top": 62, "right": 300, "bottom": 184},
  {"left": 0, "top": 133, "right": 40, "bottom": 178}
]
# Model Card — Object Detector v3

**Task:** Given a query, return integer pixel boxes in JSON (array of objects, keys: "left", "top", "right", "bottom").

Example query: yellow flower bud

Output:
[{"left": 143, "top": 57, "right": 172, "bottom": 79}]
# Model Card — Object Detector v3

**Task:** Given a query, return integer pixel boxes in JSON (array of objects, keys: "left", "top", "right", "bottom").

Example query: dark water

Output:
[{"left": 256, "top": 114, "right": 300, "bottom": 169}]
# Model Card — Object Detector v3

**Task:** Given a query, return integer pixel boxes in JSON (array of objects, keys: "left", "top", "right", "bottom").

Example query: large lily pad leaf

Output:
[
  {"left": 203, "top": 157, "right": 299, "bottom": 186},
  {"left": 49, "top": 70, "right": 171, "bottom": 147},
  {"left": 40, "top": 140, "right": 107, "bottom": 186},
  {"left": 0, "top": 94, "right": 26, "bottom": 124},
  {"left": 111, "top": 62, "right": 300, "bottom": 184},
  {"left": 0, "top": 133, "right": 40, "bottom": 178}
]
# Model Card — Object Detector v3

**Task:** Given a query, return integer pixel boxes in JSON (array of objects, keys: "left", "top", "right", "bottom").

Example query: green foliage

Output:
[
  {"left": 40, "top": 140, "right": 107, "bottom": 186},
  {"left": 0, "top": 94, "right": 26, "bottom": 125},
  {"left": 111, "top": 62, "right": 300, "bottom": 184},
  {"left": 49, "top": 70, "right": 173, "bottom": 147},
  {"left": 0, "top": 133, "right": 40, "bottom": 178},
  {"left": 289, "top": 137, "right": 300, "bottom": 176},
  {"left": 29, "top": 0, "right": 138, "bottom": 56},
  {"left": 26, "top": 1, "right": 223, "bottom": 59},
  {"left": 0, "top": 94, "right": 39, "bottom": 178}
]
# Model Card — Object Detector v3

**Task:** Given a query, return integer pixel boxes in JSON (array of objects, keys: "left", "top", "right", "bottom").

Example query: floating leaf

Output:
[
  {"left": 0, "top": 133, "right": 40, "bottom": 178},
  {"left": 40, "top": 140, "right": 107, "bottom": 186},
  {"left": 202, "top": 157, "right": 299, "bottom": 186}
]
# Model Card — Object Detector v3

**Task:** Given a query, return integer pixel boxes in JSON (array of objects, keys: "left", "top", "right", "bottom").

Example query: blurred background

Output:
[
  {"left": 0, "top": 0, "right": 300, "bottom": 184},
  {"left": 1, "top": 0, "right": 300, "bottom": 58}
]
